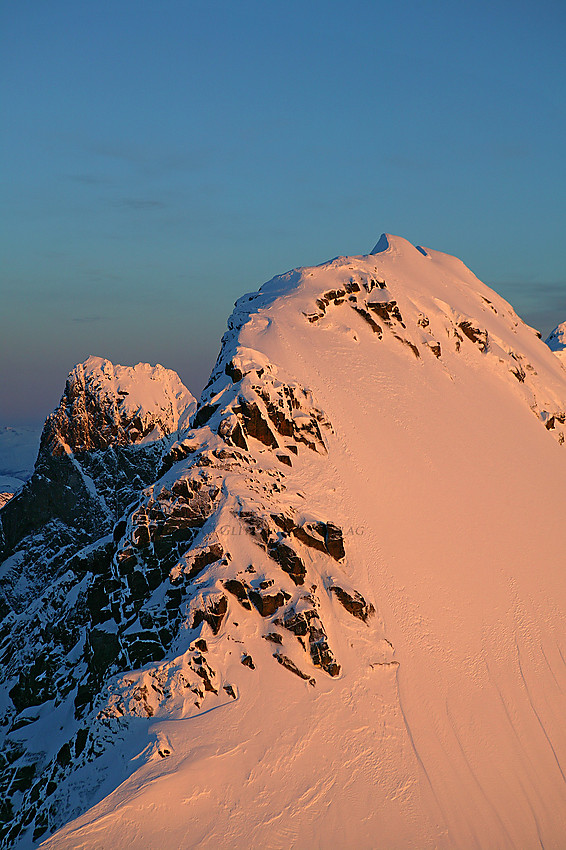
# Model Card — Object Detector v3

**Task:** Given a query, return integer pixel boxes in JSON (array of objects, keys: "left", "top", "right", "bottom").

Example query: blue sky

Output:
[{"left": 1, "top": 0, "right": 565, "bottom": 423}]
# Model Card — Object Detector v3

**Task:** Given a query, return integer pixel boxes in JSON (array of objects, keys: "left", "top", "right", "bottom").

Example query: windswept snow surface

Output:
[{"left": 40, "top": 237, "right": 566, "bottom": 849}]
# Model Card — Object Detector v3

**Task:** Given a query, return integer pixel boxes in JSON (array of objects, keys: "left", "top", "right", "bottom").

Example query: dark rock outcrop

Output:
[
  {"left": 273, "top": 653, "right": 315, "bottom": 684},
  {"left": 330, "top": 586, "right": 375, "bottom": 622},
  {"left": 0, "top": 343, "right": 374, "bottom": 846},
  {"left": 458, "top": 321, "right": 488, "bottom": 352},
  {"left": 277, "top": 599, "right": 340, "bottom": 677}
]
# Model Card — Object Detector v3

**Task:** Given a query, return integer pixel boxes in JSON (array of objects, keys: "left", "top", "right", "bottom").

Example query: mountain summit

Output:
[
  {"left": 546, "top": 320, "right": 566, "bottom": 363},
  {"left": 2, "top": 237, "right": 566, "bottom": 849},
  {"left": 0, "top": 357, "right": 195, "bottom": 617},
  {"left": 42, "top": 355, "right": 195, "bottom": 456}
]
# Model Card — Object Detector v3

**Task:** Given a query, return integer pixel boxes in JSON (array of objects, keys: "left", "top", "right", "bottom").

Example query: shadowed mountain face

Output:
[
  {"left": 546, "top": 321, "right": 566, "bottom": 364},
  {"left": 2, "top": 238, "right": 566, "bottom": 850},
  {"left": 41, "top": 356, "right": 196, "bottom": 457},
  {"left": 0, "top": 359, "right": 196, "bottom": 609}
]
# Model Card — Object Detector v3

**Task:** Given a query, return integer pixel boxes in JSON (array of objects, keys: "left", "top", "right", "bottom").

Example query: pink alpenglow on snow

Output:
[
  {"left": 42, "top": 355, "right": 197, "bottom": 455},
  {"left": 2, "top": 236, "right": 566, "bottom": 850}
]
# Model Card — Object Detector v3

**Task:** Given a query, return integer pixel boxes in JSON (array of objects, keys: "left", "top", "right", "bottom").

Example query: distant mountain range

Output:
[{"left": 0, "top": 426, "right": 43, "bottom": 507}]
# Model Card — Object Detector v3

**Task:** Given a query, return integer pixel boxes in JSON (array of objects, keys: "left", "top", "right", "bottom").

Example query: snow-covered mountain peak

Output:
[
  {"left": 2, "top": 240, "right": 566, "bottom": 849},
  {"left": 370, "top": 232, "right": 428, "bottom": 258},
  {"left": 546, "top": 321, "right": 566, "bottom": 362},
  {"left": 0, "top": 357, "right": 196, "bottom": 622},
  {"left": 42, "top": 356, "right": 196, "bottom": 457},
  {"left": 203, "top": 236, "right": 566, "bottom": 449},
  {"left": 370, "top": 232, "right": 390, "bottom": 254}
]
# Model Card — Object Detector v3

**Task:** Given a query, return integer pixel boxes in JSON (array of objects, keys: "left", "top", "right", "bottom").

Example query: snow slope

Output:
[{"left": 4, "top": 237, "right": 566, "bottom": 849}]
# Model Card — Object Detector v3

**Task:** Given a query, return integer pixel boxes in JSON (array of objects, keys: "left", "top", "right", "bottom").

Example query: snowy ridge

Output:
[
  {"left": 42, "top": 355, "right": 196, "bottom": 456},
  {"left": 0, "top": 343, "right": 381, "bottom": 846},
  {"left": 2, "top": 237, "right": 566, "bottom": 849}
]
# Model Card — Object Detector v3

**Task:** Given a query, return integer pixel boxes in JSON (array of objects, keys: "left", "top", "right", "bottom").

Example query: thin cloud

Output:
[
  {"left": 66, "top": 173, "right": 110, "bottom": 185},
  {"left": 82, "top": 139, "right": 213, "bottom": 175},
  {"left": 112, "top": 198, "right": 165, "bottom": 210}
]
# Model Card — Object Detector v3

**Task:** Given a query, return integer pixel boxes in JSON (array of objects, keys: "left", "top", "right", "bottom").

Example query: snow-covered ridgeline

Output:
[{"left": 2, "top": 236, "right": 566, "bottom": 849}]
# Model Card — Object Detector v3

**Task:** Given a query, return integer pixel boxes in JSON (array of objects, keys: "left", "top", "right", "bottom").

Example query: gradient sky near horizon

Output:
[{"left": 1, "top": 0, "right": 565, "bottom": 423}]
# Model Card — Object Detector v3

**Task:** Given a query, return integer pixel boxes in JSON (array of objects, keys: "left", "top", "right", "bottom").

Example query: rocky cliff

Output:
[{"left": 0, "top": 356, "right": 197, "bottom": 850}]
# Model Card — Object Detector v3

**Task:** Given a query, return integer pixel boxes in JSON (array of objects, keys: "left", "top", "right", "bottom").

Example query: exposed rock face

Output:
[
  {"left": 0, "top": 359, "right": 196, "bottom": 605},
  {"left": 457, "top": 320, "right": 488, "bottom": 352},
  {"left": 42, "top": 356, "right": 195, "bottom": 456},
  {"left": 3, "top": 237, "right": 566, "bottom": 849},
  {"left": 0, "top": 345, "right": 373, "bottom": 847},
  {"left": 0, "top": 358, "right": 198, "bottom": 846},
  {"left": 96, "top": 352, "right": 364, "bottom": 706},
  {"left": 276, "top": 597, "right": 341, "bottom": 676},
  {"left": 0, "top": 494, "right": 13, "bottom": 511},
  {"left": 330, "top": 586, "right": 375, "bottom": 622}
]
